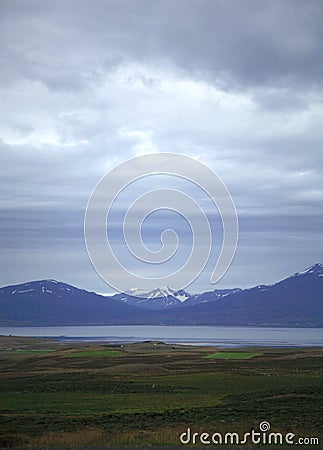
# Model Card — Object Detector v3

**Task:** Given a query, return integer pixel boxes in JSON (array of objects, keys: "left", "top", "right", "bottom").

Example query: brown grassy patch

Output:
[
  {"left": 32, "top": 427, "right": 108, "bottom": 447},
  {"left": 30, "top": 422, "right": 262, "bottom": 447}
]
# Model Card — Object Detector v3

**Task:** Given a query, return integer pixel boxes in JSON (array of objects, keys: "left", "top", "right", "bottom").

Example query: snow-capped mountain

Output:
[
  {"left": 0, "top": 279, "right": 152, "bottom": 326},
  {"left": 162, "top": 263, "right": 323, "bottom": 326},
  {"left": 125, "top": 286, "right": 190, "bottom": 301},
  {"left": 111, "top": 263, "right": 323, "bottom": 313},
  {"left": 4, "top": 279, "right": 89, "bottom": 298},
  {"left": 292, "top": 262, "right": 323, "bottom": 278},
  {"left": 0, "top": 263, "right": 322, "bottom": 326},
  {"left": 113, "top": 286, "right": 192, "bottom": 310}
]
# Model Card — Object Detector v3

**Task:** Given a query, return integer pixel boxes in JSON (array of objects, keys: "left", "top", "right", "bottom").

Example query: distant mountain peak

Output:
[
  {"left": 125, "top": 286, "right": 190, "bottom": 302},
  {"left": 3, "top": 279, "right": 83, "bottom": 298}
]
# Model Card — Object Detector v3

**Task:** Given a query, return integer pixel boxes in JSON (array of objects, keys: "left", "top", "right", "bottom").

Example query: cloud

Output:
[
  {"left": 0, "top": 0, "right": 322, "bottom": 291},
  {"left": 2, "top": 0, "right": 323, "bottom": 91}
]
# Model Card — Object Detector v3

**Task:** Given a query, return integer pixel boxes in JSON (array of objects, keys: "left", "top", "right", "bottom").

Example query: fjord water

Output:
[{"left": 0, "top": 325, "right": 322, "bottom": 347}]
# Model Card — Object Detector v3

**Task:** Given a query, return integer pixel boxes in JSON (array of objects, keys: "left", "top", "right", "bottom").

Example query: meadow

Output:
[{"left": 0, "top": 336, "right": 322, "bottom": 448}]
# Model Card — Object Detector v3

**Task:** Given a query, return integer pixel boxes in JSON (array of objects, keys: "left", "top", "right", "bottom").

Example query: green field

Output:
[
  {"left": 205, "top": 351, "right": 262, "bottom": 359},
  {"left": 0, "top": 336, "right": 322, "bottom": 448},
  {"left": 63, "top": 349, "right": 125, "bottom": 358}
]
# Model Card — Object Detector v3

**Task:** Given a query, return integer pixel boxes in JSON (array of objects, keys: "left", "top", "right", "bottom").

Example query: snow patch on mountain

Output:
[
  {"left": 125, "top": 286, "right": 190, "bottom": 302},
  {"left": 293, "top": 263, "right": 323, "bottom": 277}
]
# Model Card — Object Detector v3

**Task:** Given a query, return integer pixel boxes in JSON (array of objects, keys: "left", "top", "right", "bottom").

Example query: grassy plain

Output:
[
  {"left": 0, "top": 336, "right": 322, "bottom": 448},
  {"left": 205, "top": 351, "right": 262, "bottom": 359}
]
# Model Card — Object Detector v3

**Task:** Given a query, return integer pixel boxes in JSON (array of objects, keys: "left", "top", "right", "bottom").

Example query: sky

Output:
[{"left": 1, "top": 0, "right": 323, "bottom": 294}]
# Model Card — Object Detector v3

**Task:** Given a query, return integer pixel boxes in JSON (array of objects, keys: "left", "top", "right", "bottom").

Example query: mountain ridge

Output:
[
  {"left": 0, "top": 263, "right": 322, "bottom": 327},
  {"left": 111, "top": 263, "right": 323, "bottom": 311}
]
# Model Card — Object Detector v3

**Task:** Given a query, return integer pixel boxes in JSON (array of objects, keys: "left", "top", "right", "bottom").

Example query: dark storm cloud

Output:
[{"left": 1, "top": 0, "right": 323, "bottom": 91}]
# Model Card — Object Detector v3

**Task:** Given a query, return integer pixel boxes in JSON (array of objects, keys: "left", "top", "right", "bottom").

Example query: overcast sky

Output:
[{"left": 1, "top": 0, "right": 323, "bottom": 293}]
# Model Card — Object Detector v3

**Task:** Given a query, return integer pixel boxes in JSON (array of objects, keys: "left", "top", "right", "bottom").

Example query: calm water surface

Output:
[{"left": 0, "top": 325, "right": 322, "bottom": 347}]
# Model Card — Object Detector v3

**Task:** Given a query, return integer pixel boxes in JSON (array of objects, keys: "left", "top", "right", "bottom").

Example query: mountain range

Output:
[{"left": 0, "top": 263, "right": 322, "bottom": 327}]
